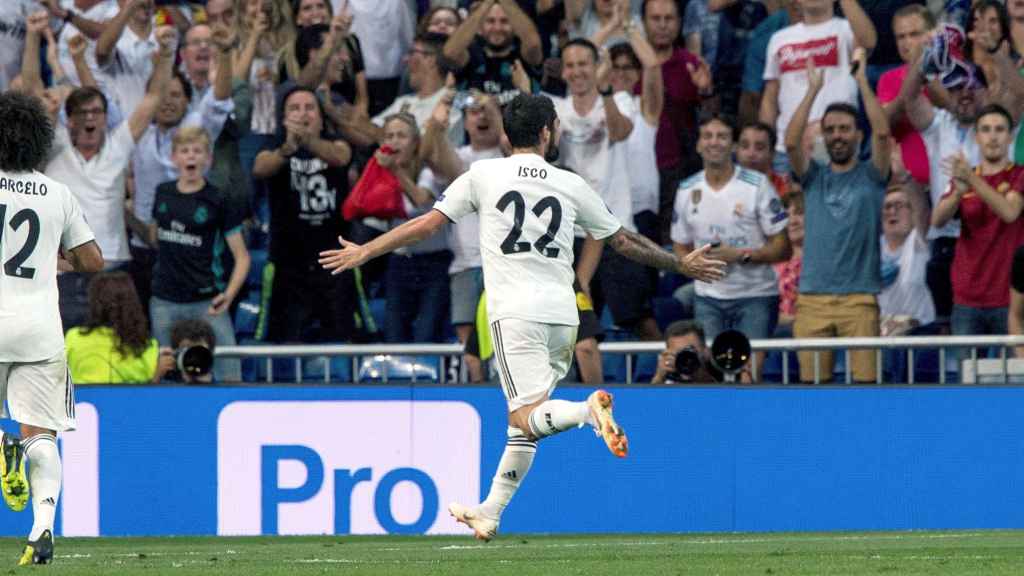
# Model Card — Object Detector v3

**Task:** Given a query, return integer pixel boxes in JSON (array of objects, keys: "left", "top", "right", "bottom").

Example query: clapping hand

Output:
[{"left": 677, "top": 244, "right": 727, "bottom": 282}]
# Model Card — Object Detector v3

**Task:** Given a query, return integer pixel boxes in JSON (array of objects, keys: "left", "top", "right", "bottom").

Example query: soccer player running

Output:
[
  {"left": 319, "top": 93, "right": 725, "bottom": 541},
  {"left": 0, "top": 92, "right": 104, "bottom": 564}
]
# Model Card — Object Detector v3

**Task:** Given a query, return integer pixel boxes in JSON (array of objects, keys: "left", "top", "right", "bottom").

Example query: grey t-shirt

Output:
[{"left": 799, "top": 159, "right": 888, "bottom": 295}]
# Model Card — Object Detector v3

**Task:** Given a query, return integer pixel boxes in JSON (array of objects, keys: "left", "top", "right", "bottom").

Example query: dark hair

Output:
[
  {"left": 503, "top": 94, "right": 558, "bottom": 148},
  {"left": 976, "top": 102, "right": 1015, "bottom": 129},
  {"left": 144, "top": 68, "right": 193, "bottom": 104},
  {"left": 609, "top": 43, "right": 641, "bottom": 70},
  {"left": 81, "top": 272, "right": 151, "bottom": 358},
  {"left": 415, "top": 31, "right": 451, "bottom": 74},
  {"left": 417, "top": 6, "right": 461, "bottom": 35},
  {"left": 822, "top": 102, "right": 860, "bottom": 124},
  {"left": 892, "top": 4, "right": 936, "bottom": 29},
  {"left": 295, "top": 23, "right": 331, "bottom": 69},
  {"left": 170, "top": 318, "right": 217, "bottom": 350},
  {"left": 277, "top": 85, "right": 329, "bottom": 138},
  {"left": 698, "top": 111, "right": 739, "bottom": 141},
  {"left": 965, "top": 0, "right": 1011, "bottom": 63},
  {"left": 740, "top": 121, "right": 777, "bottom": 150},
  {"left": 562, "top": 38, "right": 599, "bottom": 62},
  {"left": 641, "top": 0, "right": 680, "bottom": 19},
  {"left": 292, "top": 0, "right": 334, "bottom": 17},
  {"left": 64, "top": 86, "right": 107, "bottom": 118},
  {"left": 0, "top": 92, "right": 54, "bottom": 172},
  {"left": 665, "top": 320, "right": 704, "bottom": 343}
]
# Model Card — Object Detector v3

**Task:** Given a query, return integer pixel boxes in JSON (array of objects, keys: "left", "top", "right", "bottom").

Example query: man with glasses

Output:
[{"left": 43, "top": 26, "right": 177, "bottom": 330}]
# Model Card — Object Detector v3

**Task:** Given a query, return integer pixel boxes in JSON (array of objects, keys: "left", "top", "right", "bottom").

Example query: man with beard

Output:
[
  {"left": 43, "top": 25, "right": 178, "bottom": 330},
  {"left": 442, "top": 0, "right": 543, "bottom": 105},
  {"left": 125, "top": 23, "right": 236, "bottom": 311},
  {"left": 932, "top": 104, "right": 1024, "bottom": 347},
  {"left": 785, "top": 50, "right": 891, "bottom": 383}
]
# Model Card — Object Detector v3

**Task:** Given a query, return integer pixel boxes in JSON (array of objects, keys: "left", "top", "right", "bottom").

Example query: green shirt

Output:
[{"left": 65, "top": 327, "right": 159, "bottom": 384}]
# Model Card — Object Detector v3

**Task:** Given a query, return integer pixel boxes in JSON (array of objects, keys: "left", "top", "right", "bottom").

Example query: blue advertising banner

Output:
[{"left": 0, "top": 385, "right": 1022, "bottom": 537}]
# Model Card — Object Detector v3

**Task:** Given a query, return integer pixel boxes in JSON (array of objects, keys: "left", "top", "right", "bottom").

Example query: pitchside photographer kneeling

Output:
[{"left": 162, "top": 319, "right": 216, "bottom": 384}]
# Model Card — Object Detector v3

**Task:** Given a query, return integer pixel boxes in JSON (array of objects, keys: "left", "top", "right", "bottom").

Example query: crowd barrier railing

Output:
[{"left": 214, "top": 335, "right": 1024, "bottom": 385}]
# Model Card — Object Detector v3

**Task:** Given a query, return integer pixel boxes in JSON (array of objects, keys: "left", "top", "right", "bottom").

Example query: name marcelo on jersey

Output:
[{"left": 0, "top": 177, "right": 48, "bottom": 196}]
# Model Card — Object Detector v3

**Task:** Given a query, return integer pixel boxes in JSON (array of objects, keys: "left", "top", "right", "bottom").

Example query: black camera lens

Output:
[
  {"left": 177, "top": 345, "right": 213, "bottom": 377},
  {"left": 674, "top": 346, "right": 703, "bottom": 377}
]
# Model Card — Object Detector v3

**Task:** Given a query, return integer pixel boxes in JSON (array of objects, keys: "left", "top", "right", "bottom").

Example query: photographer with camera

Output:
[
  {"left": 163, "top": 318, "right": 217, "bottom": 384},
  {"left": 651, "top": 320, "right": 721, "bottom": 384}
]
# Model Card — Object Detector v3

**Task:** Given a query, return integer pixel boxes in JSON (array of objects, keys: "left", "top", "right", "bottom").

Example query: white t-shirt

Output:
[
  {"left": 879, "top": 228, "right": 935, "bottom": 326},
  {"left": 45, "top": 122, "right": 135, "bottom": 262},
  {"left": 340, "top": 0, "right": 414, "bottom": 79},
  {"left": 0, "top": 170, "right": 94, "bottom": 362},
  {"left": 98, "top": 26, "right": 156, "bottom": 118},
  {"left": 764, "top": 17, "right": 858, "bottom": 153},
  {"left": 372, "top": 88, "right": 464, "bottom": 146},
  {"left": 433, "top": 153, "right": 622, "bottom": 326},
  {"left": 671, "top": 166, "right": 787, "bottom": 299},
  {"left": 921, "top": 109, "right": 975, "bottom": 240},
  {"left": 57, "top": 0, "right": 119, "bottom": 88},
  {"left": 627, "top": 95, "right": 659, "bottom": 216},
  {"left": 552, "top": 91, "right": 636, "bottom": 231},
  {"left": 0, "top": 1, "right": 48, "bottom": 91},
  {"left": 420, "top": 145, "right": 504, "bottom": 275}
]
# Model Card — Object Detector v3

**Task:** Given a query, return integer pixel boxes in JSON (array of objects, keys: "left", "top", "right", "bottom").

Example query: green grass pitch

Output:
[{"left": 7, "top": 531, "right": 1024, "bottom": 575}]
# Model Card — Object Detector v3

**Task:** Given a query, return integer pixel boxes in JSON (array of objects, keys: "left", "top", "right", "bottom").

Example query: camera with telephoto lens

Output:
[
  {"left": 671, "top": 330, "right": 752, "bottom": 383},
  {"left": 167, "top": 345, "right": 213, "bottom": 381}
]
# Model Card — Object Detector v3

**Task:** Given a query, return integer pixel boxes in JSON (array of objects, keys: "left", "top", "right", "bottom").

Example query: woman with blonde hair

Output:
[{"left": 65, "top": 273, "right": 174, "bottom": 384}]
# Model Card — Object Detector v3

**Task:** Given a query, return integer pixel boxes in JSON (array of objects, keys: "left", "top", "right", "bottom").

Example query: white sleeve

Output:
[
  {"left": 763, "top": 33, "right": 781, "bottom": 81},
  {"left": 757, "top": 178, "right": 788, "bottom": 236},
  {"left": 198, "top": 89, "right": 235, "bottom": 142},
  {"left": 670, "top": 185, "right": 693, "bottom": 245},
  {"left": 432, "top": 170, "right": 477, "bottom": 223},
  {"left": 576, "top": 181, "right": 621, "bottom": 240},
  {"left": 60, "top": 184, "right": 95, "bottom": 251},
  {"left": 613, "top": 91, "right": 635, "bottom": 119}
]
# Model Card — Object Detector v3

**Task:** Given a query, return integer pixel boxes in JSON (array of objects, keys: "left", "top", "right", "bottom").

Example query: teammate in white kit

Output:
[
  {"left": 319, "top": 94, "right": 725, "bottom": 540},
  {"left": 0, "top": 92, "right": 104, "bottom": 565}
]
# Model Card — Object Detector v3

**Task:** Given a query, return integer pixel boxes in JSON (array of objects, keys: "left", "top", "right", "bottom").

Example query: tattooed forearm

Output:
[{"left": 608, "top": 228, "right": 677, "bottom": 271}]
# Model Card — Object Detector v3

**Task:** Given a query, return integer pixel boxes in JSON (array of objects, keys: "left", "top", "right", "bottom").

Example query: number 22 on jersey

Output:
[{"left": 496, "top": 191, "right": 562, "bottom": 258}]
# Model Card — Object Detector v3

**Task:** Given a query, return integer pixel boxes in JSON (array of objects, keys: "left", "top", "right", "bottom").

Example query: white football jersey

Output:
[
  {"left": 0, "top": 170, "right": 95, "bottom": 362},
  {"left": 433, "top": 153, "right": 622, "bottom": 326}
]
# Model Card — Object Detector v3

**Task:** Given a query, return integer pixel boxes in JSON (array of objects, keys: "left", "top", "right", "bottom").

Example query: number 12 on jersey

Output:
[
  {"left": 496, "top": 191, "right": 562, "bottom": 258},
  {"left": 0, "top": 204, "right": 40, "bottom": 279}
]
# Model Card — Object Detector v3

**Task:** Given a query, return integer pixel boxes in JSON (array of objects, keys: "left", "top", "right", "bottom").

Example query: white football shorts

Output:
[
  {"left": 0, "top": 352, "right": 76, "bottom": 432},
  {"left": 489, "top": 318, "right": 577, "bottom": 411}
]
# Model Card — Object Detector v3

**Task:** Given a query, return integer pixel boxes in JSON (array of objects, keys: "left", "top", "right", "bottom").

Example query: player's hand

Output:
[
  {"left": 678, "top": 244, "right": 727, "bottom": 282},
  {"left": 319, "top": 235, "right": 369, "bottom": 274},
  {"left": 208, "top": 292, "right": 232, "bottom": 315}
]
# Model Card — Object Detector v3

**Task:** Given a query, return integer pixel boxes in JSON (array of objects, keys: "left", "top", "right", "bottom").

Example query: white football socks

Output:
[
  {"left": 526, "top": 399, "right": 593, "bottom": 439},
  {"left": 479, "top": 426, "right": 536, "bottom": 520},
  {"left": 23, "top": 434, "right": 60, "bottom": 541}
]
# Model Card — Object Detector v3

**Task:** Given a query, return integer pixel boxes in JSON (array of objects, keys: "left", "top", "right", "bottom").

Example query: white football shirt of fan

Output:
[
  {"left": 433, "top": 153, "right": 622, "bottom": 326},
  {"left": 0, "top": 170, "right": 95, "bottom": 362},
  {"left": 671, "top": 167, "right": 787, "bottom": 300}
]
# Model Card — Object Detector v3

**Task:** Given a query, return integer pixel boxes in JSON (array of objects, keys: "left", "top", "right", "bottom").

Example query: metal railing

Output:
[{"left": 215, "top": 335, "right": 1024, "bottom": 385}]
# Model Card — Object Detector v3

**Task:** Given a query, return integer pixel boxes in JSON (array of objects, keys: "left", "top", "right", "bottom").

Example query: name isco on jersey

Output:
[{"left": 0, "top": 178, "right": 48, "bottom": 196}]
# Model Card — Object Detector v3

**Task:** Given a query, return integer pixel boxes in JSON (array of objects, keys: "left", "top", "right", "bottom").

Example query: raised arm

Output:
[
  {"left": 128, "top": 26, "right": 176, "bottom": 141},
  {"left": 839, "top": 0, "right": 876, "bottom": 52},
  {"left": 609, "top": 228, "right": 726, "bottom": 281},
  {"left": 629, "top": 24, "right": 663, "bottom": 124},
  {"left": 784, "top": 61, "right": 823, "bottom": 180},
  {"left": 853, "top": 48, "right": 891, "bottom": 177},
  {"left": 597, "top": 51, "right": 633, "bottom": 143},
  {"left": 319, "top": 210, "right": 450, "bottom": 274},
  {"left": 892, "top": 47, "right": 934, "bottom": 132},
  {"left": 21, "top": 12, "right": 49, "bottom": 95},
  {"left": 496, "top": 0, "right": 542, "bottom": 66},
  {"left": 444, "top": 0, "right": 495, "bottom": 70},
  {"left": 297, "top": 14, "right": 349, "bottom": 88},
  {"left": 95, "top": 0, "right": 143, "bottom": 66},
  {"left": 233, "top": 11, "right": 268, "bottom": 82},
  {"left": 210, "top": 24, "right": 235, "bottom": 102},
  {"left": 759, "top": 79, "right": 780, "bottom": 127},
  {"left": 43, "top": 0, "right": 107, "bottom": 40},
  {"left": 69, "top": 35, "right": 100, "bottom": 89},
  {"left": 421, "top": 94, "right": 466, "bottom": 182}
]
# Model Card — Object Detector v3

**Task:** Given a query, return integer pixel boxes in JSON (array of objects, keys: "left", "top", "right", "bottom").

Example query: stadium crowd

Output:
[{"left": 4, "top": 0, "right": 1024, "bottom": 383}]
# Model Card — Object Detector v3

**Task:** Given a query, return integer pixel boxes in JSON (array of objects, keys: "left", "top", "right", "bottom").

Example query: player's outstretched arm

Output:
[
  {"left": 319, "top": 210, "right": 448, "bottom": 274},
  {"left": 608, "top": 228, "right": 726, "bottom": 282}
]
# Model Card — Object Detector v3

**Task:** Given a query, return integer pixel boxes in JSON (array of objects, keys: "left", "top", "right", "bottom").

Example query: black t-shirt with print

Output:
[
  {"left": 454, "top": 38, "right": 540, "bottom": 106},
  {"left": 268, "top": 146, "right": 349, "bottom": 270},
  {"left": 151, "top": 181, "right": 245, "bottom": 303}
]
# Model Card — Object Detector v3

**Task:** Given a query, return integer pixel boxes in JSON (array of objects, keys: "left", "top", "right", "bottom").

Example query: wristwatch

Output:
[
  {"left": 599, "top": 85, "right": 613, "bottom": 97},
  {"left": 740, "top": 251, "right": 752, "bottom": 265}
]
